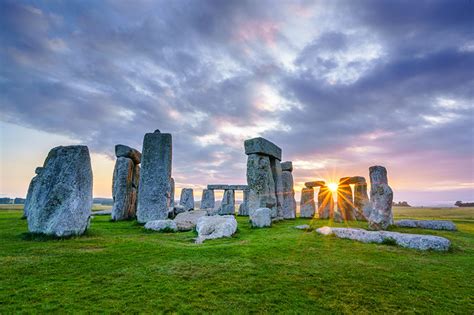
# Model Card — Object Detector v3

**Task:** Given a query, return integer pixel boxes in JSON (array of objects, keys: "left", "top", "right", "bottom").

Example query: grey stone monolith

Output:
[
  {"left": 201, "top": 189, "right": 215, "bottom": 210},
  {"left": 238, "top": 189, "right": 250, "bottom": 216},
  {"left": 271, "top": 158, "right": 284, "bottom": 218},
  {"left": 219, "top": 189, "right": 235, "bottom": 215},
  {"left": 137, "top": 130, "right": 172, "bottom": 223},
  {"left": 368, "top": 165, "right": 393, "bottom": 230},
  {"left": 300, "top": 187, "right": 316, "bottom": 218},
  {"left": 337, "top": 177, "right": 355, "bottom": 221},
  {"left": 317, "top": 185, "right": 334, "bottom": 219},
  {"left": 353, "top": 182, "right": 369, "bottom": 221},
  {"left": 170, "top": 177, "right": 175, "bottom": 208},
  {"left": 179, "top": 188, "right": 194, "bottom": 212},
  {"left": 27, "top": 145, "right": 93, "bottom": 237},
  {"left": 246, "top": 154, "right": 277, "bottom": 217},
  {"left": 281, "top": 169, "right": 296, "bottom": 219},
  {"left": 111, "top": 157, "right": 137, "bottom": 221}
]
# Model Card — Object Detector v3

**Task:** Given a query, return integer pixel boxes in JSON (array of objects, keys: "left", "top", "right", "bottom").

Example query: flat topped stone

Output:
[
  {"left": 115, "top": 144, "right": 141, "bottom": 164},
  {"left": 244, "top": 137, "right": 282, "bottom": 160},
  {"left": 305, "top": 181, "right": 325, "bottom": 188},
  {"left": 316, "top": 226, "right": 451, "bottom": 251},
  {"left": 281, "top": 161, "right": 293, "bottom": 172},
  {"left": 395, "top": 220, "right": 457, "bottom": 231},
  {"left": 227, "top": 185, "right": 248, "bottom": 190},
  {"left": 207, "top": 184, "right": 229, "bottom": 190},
  {"left": 348, "top": 176, "right": 366, "bottom": 184},
  {"left": 339, "top": 177, "right": 352, "bottom": 184}
]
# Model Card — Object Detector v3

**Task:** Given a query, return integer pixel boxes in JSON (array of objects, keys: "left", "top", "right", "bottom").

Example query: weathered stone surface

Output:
[
  {"left": 300, "top": 187, "right": 316, "bottom": 218},
  {"left": 200, "top": 189, "right": 215, "bottom": 210},
  {"left": 179, "top": 188, "right": 194, "bottom": 211},
  {"left": 115, "top": 144, "right": 141, "bottom": 164},
  {"left": 353, "top": 182, "right": 369, "bottom": 221},
  {"left": 395, "top": 220, "right": 457, "bottom": 231},
  {"left": 27, "top": 145, "right": 93, "bottom": 237},
  {"left": 195, "top": 215, "right": 237, "bottom": 243},
  {"left": 174, "top": 210, "right": 207, "bottom": 231},
  {"left": 137, "top": 131, "right": 172, "bottom": 223},
  {"left": 244, "top": 137, "right": 282, "bottom": 160},
  {"left": 144, "top": 219, "right": 177, "bottom": 232},
  {"left": 271, "top": 158, "right": 284, "bottom": 218},
  {"left": 337, "top": 177, "right": 355, "bottom": 221},
  {"left": 246, "top": 154, "right": 277, "bottom": 217},
  {"left": 23, "top": 171, "right": 41, "bottom": 218},
  {"left": 281, "top": 171, "right": 296, "bottom": 219},
  {"left": 280, "top": 161, "right": 293, "bottom": 172},
  {"left": 317, "top": 185, "right": 334, "bottom": 219},
  {"left": 368, "top": 166, "right": 393, "bottom": 230},
  {"left": 112, "top": 157, "right": 136, "bottom": 221},
  {"left": 316, "top": 226, "right": 451, "bottom": 251},
  {"left": 295, "top": 224, "right": 311, "bottom": 230},
  {"left": 219, "top": 189, "right": 235, "bottom": 215},
  {"left": 207, "top": 184, "right": 229, "bottom": 190},
  {"left": 238, "top": 189, "right": 250, "bottom": 216},
  {"left": 227, "top": 185, "right": 248, "bottom": 190},
  {"left": 35, "top": 167, "right": 43, "bottom": 174},
  {"left": 173, "top": 205, "right": 186, "bottom": 215},
  {"left": 347, "top": 176, "right": 366, "bottom": 184},
  {"left": 305, "top": 181, "right": 325, "bottom": 188},
  {"left": 250, "top": 207, "right": 272, "bottom": 228},
  {"left": 170, "top": 177, "right": 175, "bottom": 208}
]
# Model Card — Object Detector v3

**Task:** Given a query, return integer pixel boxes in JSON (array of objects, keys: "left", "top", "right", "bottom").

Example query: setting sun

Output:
[{"left": 328, "top": 183, "right": 338, "bottom": 192}]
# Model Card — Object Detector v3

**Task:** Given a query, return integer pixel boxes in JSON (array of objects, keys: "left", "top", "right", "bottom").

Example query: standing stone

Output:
[
  {"left": 337, "top": 177, "right": 355, "bottom": 221},
  {"left": 317, "top": 185, "right": 334, "bottom": 219},
  {"left": 170, "top": 177, "right": 175, "bottom": 208},
  {"left": 137, "top": 130, "right": 172, "bottom": 223},
  {"left": 23, "top": 167, "right": 43, "bottom": 219},
  {"left": 368, "top": 166, "right": 393, "bottom": 230},
  {"left": 271, "top": 158, "right": 284, "bottom": 218},
  {"left": 27, "top": 145, "right": 93, "bottom": 237},
  {"left": 300, "top": 187, "right": 316, "bottom": 218},
  {"left": 281, "top": 162, "right": 296, "bottom": 219},
  {"left": 111, "top": 157, "right": 136, "bottom": 221},
  {"left": 219, "top": 189, "right": 235, "bottom": 215},
  {"left": 200, "top": 189, "right": 215, "bottom": 210},
  {"left": 179, "top": 188, "right": 194, "bottom": 212},
  {"left": 238, "top": 189, "right": 250, "bottom": 216},
  {"left": 246, "top": 154, "right": 277, "bottom": 217},
  {"left": 353, "top": 182, "right": 370, "bottom": 221}
]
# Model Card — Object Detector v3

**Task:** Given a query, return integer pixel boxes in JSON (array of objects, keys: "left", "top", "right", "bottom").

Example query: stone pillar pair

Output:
[
  {"left": 245, "top": 137, "right": 284, "bottom": 219},
  {"left": 137, "top": 130, "right": 173, "bottom": 223},
  {"left": 301, "top": 181, "right": 333, "bottom": 219},
  {"left": 337, "top": 176, "right": 369, "bottom": 222},
  {"left": 111, "top": 145, "right": 141, "bottom": 221},
  {"left": 204, "top": 185, "right": 248, "bottom": 215}
]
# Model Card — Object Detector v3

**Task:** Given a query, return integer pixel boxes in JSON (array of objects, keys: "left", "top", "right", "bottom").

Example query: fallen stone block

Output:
[
  {"left": 144, "top": 219, "right": 177, "bottom": 232},
  {"left": 395, "top": 220, "right": 457, "bottom": 231},
  {"left": 195, "top": 215, "right": 237, "bottom": 243}
]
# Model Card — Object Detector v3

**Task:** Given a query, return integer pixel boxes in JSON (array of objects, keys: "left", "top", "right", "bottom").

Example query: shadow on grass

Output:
[{"left": 20, "top": 229, "right": 98, "bottom": 242}]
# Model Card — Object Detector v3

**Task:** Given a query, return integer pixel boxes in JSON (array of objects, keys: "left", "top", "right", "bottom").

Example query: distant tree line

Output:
[
  {"left": 392, "top": 201, "right": 411, "bottom": 207},
  {"left": 455, "top": 201, "right": 474, "bottom": 207}
]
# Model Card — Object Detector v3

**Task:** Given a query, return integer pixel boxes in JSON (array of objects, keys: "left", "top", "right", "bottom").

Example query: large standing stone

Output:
[
  {"left": 317, "top": 185, "right": 334, "bottom": 219},
  {"left": 368, "top": 166, "right": 393, "bottom": 230},
  {"left": 300, "top": 187, "right": 316, "bottom": 218},
  {"left": 353, "top": 182, "right": 369, "bottom": 221},
  {"left": 200, "top": 189, "right": 215, "bottom": 210},
  {"left": 246, "top": 154, "right": 277, "bottom": 217},
  {"left": 271, "top": 158, "right": 284, "bottom": 218},
  {"left": 195, "top": 215, "right": 237, "bottom": 244},
  {"left": 27, "top": 145, "right": 93, "bottom": 237},
  {"left": 115, "top": 144, "right": 141, "bottom": 164},
  {"left": 219, "top": 189, "right": 235, "bottom": 215},
  {"left": 137, "top": 130, "right": 172, "bottom": 223},
  {"left": 179, "top": 188, "right": 194, "bottom": 211},
  {"left": 337, "top": 177, "right": 355, "bottom": 221},
  {"left": 238, "top": 189, "right": 250, "bottom": 216},
  {"left": 281, "top": 169, "right": 296, "bottom": 219},
  {"left": 23, "top": 167, "right": 43, "bottom": 219},
  {"left": 250, "top": 207, "right": 272, "bottom": 228},
  {"left": 111, "top": 157, "right": 136, "bottom": 221}
]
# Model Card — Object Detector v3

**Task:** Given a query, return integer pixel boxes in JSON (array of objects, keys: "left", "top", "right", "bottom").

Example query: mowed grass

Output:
[{"left": 0, "top": 206, "right": 473, "bottom": 313}]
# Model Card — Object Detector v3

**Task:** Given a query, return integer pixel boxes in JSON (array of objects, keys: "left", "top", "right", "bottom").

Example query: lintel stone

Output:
[{"left": 244, "top": 137, "right": 282, "bottom": 160}]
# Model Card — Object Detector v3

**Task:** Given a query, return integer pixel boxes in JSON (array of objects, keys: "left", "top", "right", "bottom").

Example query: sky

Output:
[{"left": 1, "top": 0, "right": 473, "bottom": 206}]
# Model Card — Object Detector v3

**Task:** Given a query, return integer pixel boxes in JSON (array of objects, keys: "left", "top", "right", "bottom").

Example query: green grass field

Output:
[{"left": 0, "top": 206, "right": 473, "bottom": 313}]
